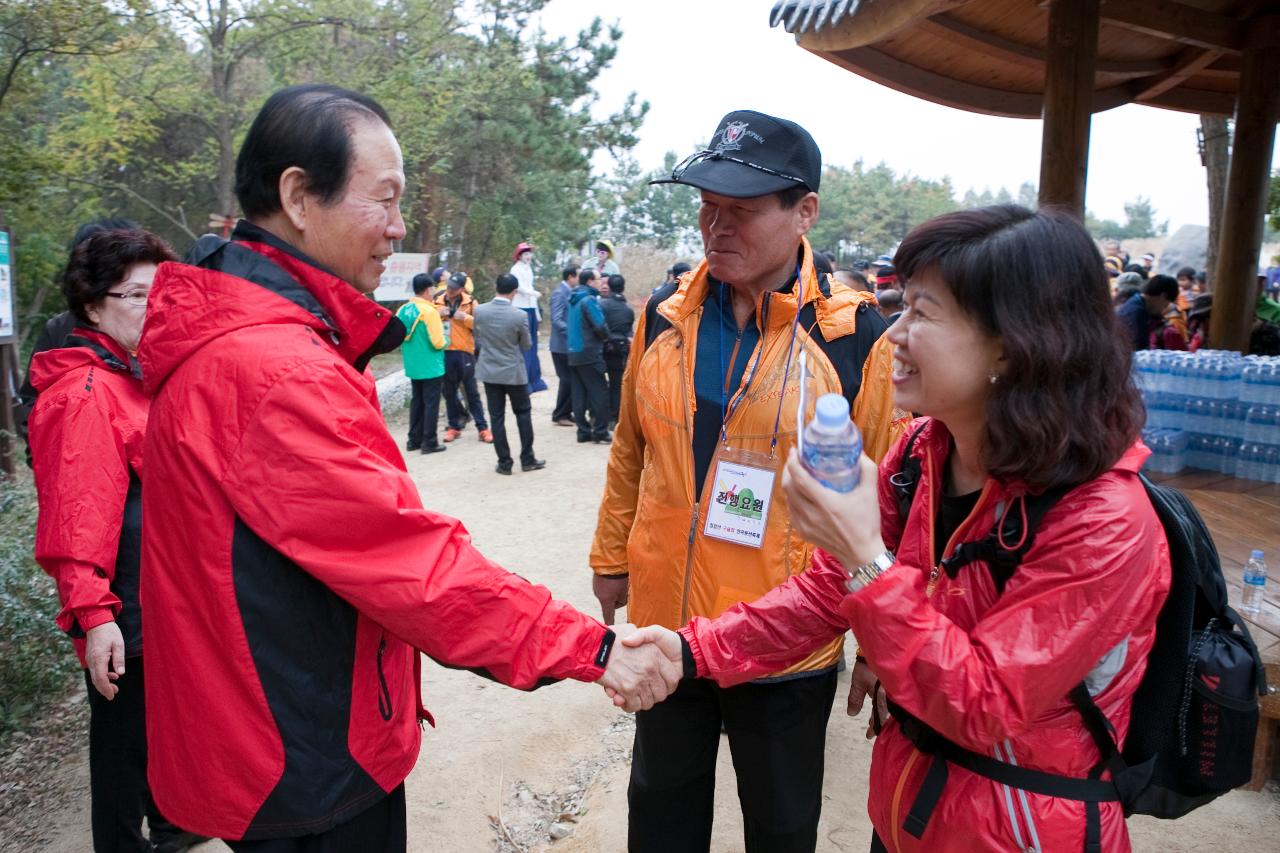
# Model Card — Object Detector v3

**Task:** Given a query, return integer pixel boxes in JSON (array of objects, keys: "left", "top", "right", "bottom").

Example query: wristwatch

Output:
[{"left": 845, "top": 550, "right": 896, "bottom": 593}]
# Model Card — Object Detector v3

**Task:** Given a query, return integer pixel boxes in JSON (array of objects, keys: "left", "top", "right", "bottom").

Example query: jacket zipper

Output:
[
  {"left": 679, "top": 293, "right": 771, "bottom": 624},
  {"left": 376, "top": 634, "right": 393, "bottom": 722},
  {"left": 889, "top": 747, "right": 922, "bottom": 853}
]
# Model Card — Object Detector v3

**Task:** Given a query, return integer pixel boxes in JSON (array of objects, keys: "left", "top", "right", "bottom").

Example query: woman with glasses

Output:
[{"left": 28, "top": 227, "right": 200, "bottom": 852}]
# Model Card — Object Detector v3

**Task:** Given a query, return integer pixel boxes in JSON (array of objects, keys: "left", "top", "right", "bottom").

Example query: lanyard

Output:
[{"left": 718, "top": 265, "right": 805, "bottom": 456}]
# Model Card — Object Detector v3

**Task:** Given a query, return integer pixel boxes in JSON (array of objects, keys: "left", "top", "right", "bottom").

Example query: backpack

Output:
[{"left": 885, "top": 422, "right": 1268, "bottom": 852}]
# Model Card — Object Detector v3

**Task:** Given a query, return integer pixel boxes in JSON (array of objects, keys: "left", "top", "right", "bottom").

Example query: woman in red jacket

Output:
[
  {"left": 28, "top": 227, "right": 199, "bottom": 853},
  {"left": 624, "top": 206, "right": 1171, "bottom": 852}
]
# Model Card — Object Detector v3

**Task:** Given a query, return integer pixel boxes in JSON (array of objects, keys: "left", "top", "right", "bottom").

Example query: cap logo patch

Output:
[{"left": 715, "top": 121, "right": 765, "bottom": 152}]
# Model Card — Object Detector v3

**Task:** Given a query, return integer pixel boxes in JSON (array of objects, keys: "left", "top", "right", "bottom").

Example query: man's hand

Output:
[
  {"left": 847, "top": 657, "right": 887, "bottom": 739},
  {"left": 453, "top": 309, "right": 470, "bottom": 322},
  {"left": 436, "top": 306, "right": 451, "bottom": 318},
  {"left": 592, "top": 575, "right": 629, "bottom": 625},
  {"left": 598, "top": 623, "right": 680, "bottom": 712},
  {"left": 85, "top": 621, "right": 125, "bottom": 700}
]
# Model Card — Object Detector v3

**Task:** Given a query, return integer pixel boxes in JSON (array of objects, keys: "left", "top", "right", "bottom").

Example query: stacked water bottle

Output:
[{"left": 1133, "top": 351, "right": 1280, "bottom": 481}]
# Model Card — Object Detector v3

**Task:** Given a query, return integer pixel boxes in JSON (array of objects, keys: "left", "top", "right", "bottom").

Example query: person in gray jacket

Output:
[
  {"left": 473, "top": 274, "right": 546, "bottom": 474},
  {"left": 548, "top": 266, "right": 577, "bottom": 426}
]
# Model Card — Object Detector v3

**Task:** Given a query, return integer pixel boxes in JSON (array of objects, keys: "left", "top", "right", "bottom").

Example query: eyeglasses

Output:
[
  {"left": 669, "top": 149, "right": 809, "bottom": 187},
  {"left": 102, "top": 288, "right": 150, "bottom": 308}
]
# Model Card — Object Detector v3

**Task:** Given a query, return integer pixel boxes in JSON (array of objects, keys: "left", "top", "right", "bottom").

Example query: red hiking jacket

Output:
[
  {"left": 137, "top": 222, "right": 610, "bottom": 840},
  {"left": 29, "top": 329, "right": 147, "bottom": 668},
  {"left": 682, "top": 419, "right": 1170, "bottom": 853}
]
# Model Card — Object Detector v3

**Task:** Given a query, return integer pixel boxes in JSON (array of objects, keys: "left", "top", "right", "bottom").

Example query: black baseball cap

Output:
[{"left": 651, "top": 110, "right": 821, "bottom": 199}]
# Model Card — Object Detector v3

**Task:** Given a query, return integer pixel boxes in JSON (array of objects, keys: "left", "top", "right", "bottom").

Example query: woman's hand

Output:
[
  {"left": 782, "top": 450, "right": 885, "bottom": 569},
  {"left": 85, "top": 621, "right": 125, "bottom": 700},
  {"left": 847, "top": 658, "right": 888, "bottom": 739}
]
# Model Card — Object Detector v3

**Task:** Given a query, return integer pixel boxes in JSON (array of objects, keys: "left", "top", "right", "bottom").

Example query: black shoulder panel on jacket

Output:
[
  {"left": 643, "top": 282, "right": 680, "bottom": 350},
  {"left": 802, "top": 301, "right": 889, "bottom": 408}
]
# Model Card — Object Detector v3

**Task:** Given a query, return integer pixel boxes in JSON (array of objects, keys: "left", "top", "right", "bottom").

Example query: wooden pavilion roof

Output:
[{"left": 769, "top": 0, "right": 1280, "bottom": 119}]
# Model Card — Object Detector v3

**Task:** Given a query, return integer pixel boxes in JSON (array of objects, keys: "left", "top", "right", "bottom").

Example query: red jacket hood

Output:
[
  {"left": 28, "top": 328, "right": 138, "bottom": 393},
  {"left": 139, "top": 221, "right": 402, "bottom": 396}
]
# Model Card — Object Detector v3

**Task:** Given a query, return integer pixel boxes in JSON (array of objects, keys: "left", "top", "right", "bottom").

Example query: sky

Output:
[{"left": 533, "top": 0, "right": 1280, "bottom": 231}]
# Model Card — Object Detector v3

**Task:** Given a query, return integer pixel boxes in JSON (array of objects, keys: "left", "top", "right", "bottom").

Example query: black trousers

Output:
[
  {"left": 628, "top": 672, "right": 838, "bottom": 853},
  {"left": 550, "top": 351, "right": 573, "bottom": 421},
  {"left": 406, "top": 376, "right": 443, "bottom": 449},
  {"left": 227, "top": 785, "right": 406, "bottom": 853},
  {"left": 604, "top": 344, "right": 629, "bottom": 423},
  {"left": 86, "top": 656, "right": 183, "bottom": 852},
  {"left": 569, "top": 360, "right": 610, "bottom": 440},
  {"left": 442, "top": 351, "right": 487, "bottom": 430},
  {"left": 484, "top": 382, "right": 536, "bottom": 468}
]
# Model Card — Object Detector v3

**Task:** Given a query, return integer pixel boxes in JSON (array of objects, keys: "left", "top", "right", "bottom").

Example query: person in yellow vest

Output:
[
  {"left": 397, "top": 273, "right": 450, "bottom": 453},
  {"left": 589, "top": 110, "right": 906, "bottom": 852}
]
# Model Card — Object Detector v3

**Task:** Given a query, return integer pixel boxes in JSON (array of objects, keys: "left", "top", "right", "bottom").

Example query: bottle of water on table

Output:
[
  {"left": 801, "top": 393, "right": 862, "bottom": 492},
  {"left": 1241, "top": 550, "right": 1268, "bottom": 618}
]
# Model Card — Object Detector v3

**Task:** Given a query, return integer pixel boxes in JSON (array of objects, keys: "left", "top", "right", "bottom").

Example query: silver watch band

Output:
[{"left": 846, "top": 550, "right": 896, "bottom": 593}]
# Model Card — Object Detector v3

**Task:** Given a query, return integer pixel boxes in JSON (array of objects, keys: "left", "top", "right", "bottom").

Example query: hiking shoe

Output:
[
  {"left": 495, "top": 463, "right": 513, "bottom": 475},
  {"left": 521, "top": 459, "right": 547, "bottom": 472},
  {"left": 421, "top": 445, "right": 447, "bottom": 454},
  {"left": 478, "top": 429, "right": 494, "bottom": 443},
  {"left": 443, "top": 428, "right": 461, "bottom": 442},
  {"left": 553, "top": 417, "right": 576, "bottom": 427}
]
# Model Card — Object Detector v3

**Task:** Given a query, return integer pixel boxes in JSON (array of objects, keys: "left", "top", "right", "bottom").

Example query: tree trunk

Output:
[{"left": 1201, "top": 114, "right": 1230, "bottom": 291}]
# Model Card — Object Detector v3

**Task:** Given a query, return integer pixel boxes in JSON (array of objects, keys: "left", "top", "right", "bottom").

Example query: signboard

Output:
[
  {"left": 0, "top": 229, "right": 15, "bottom": 344},
  {"left": 372, "top": 252, "right": 430, "bottom": 303}
]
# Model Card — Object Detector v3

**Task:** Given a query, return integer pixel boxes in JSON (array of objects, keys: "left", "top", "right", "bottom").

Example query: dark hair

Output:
[
  {"left": 411, "top": 273, "right": 433, "bottom": 295},
  {"left": 776, "top": 184, "right": 810, "bottom": 209},
  {"left": 1142, "top": 274, "right": 1179, "bottom": 301},
  {"left": 62, "top": 228, "right": 176, "bottom": 323},
  {"left": 495, "top": 273, "right": 519, "bottom": 295},
  {"left": 235, "top": 84, "right": 392, "bottom": 220},
  {"left": 1176, "top": 266, "right": 1197, "bottom": 281},
  {"left": 812, "top": 252, "right": 834, "bottom": 275},
  {"left": 877, "top": 288, "right": 903, "bottom": 309},
  {"left": 1122, "top": 263, "right": 1148, "bottom": 279},
  {"left": 672, "top": 262, "right": 693, "bottom": 277},
  {"left": 1114, "top": 283, "right": 1141, "bottom": 304},
  {"left": 70, "top": 217, "right": 138, "bottom": 250},
  {"left": 608, "top": 274, "right": 625, "bottom": 293},
  {"left": 579, "top": 269, "right": 597, "bottom": 285},
  {"left": 893, "top": 205, "right": 1144, "bottom": 493},
  {"left": 562, "top": 265, "right": 579, "bottom": 280},
  {"left": 838, "top": 269, "right": 871, "bottom": 291}
]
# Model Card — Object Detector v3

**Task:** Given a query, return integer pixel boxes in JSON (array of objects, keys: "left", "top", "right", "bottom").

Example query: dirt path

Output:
[{"left": 14, "top": 350, "right": 1280, "bottom": 852}]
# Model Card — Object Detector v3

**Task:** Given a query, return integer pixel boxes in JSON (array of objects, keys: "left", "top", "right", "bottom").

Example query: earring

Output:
[{"left": 988, "top": 372, "right": 999, "bottom": 385}]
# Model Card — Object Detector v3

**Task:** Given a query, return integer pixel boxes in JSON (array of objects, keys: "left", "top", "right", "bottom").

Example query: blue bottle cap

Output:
[{"left": 1252, "top": 549, "right": 1265, "bottom": 560}]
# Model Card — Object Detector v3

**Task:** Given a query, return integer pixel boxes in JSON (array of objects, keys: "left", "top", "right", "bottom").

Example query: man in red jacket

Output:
[{"left": 138, "top": 84, "right": 678, "bottom": 851}]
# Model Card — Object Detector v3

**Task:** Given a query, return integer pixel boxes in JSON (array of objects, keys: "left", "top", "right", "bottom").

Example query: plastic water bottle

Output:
[
  {"left": 1241, "top": 550, "right": 1268, "bottom": 618},
  {"left": 800, "top": 394, "right": 863, "bottom": 492}
]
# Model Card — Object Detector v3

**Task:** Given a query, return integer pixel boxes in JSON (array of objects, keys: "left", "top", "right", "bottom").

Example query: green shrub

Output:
[{"left": 0, "top": 468, "right": 78, "bottom": 744}]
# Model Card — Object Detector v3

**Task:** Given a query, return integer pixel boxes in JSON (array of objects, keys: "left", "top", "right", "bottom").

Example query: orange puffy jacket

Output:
[{"left": 591, "top": 239, "right": 906, "bottom": 677}]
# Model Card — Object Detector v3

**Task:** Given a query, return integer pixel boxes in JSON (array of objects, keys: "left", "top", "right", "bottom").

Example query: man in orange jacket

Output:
[{"left": 589, "top": 110, "right": 905, "bottom": 852}]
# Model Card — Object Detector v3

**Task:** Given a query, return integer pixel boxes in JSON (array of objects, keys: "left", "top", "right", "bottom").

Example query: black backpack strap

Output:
[
  {"left": 888, "top": 421, "right": 929, "bottom": 523},
  {"left": 940, "top": 484, "right": 1074, "bottom": 592}
]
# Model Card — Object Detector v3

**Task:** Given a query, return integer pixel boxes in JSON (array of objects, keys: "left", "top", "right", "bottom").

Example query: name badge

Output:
[{"left": 703, "top": 456, "right": 777, "bottom": 549}]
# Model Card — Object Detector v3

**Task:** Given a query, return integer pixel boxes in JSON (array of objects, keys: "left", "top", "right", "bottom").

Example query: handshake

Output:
[{"left": 596, "top": 623, "right": 685, "bottom": 713}]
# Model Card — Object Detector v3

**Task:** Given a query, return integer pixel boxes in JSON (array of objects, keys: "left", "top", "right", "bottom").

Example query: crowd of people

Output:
[{"left": 21, "top": 82, "right": 1252, "bottom": 853}]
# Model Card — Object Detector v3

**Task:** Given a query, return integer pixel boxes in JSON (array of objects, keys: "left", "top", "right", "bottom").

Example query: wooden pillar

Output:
[
  {"left": 1210, "top": 33, "right": 1280, "bottom": 353},
  {"left": 1039, "top": 0, "right": 1100, "bottom": 217}
]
